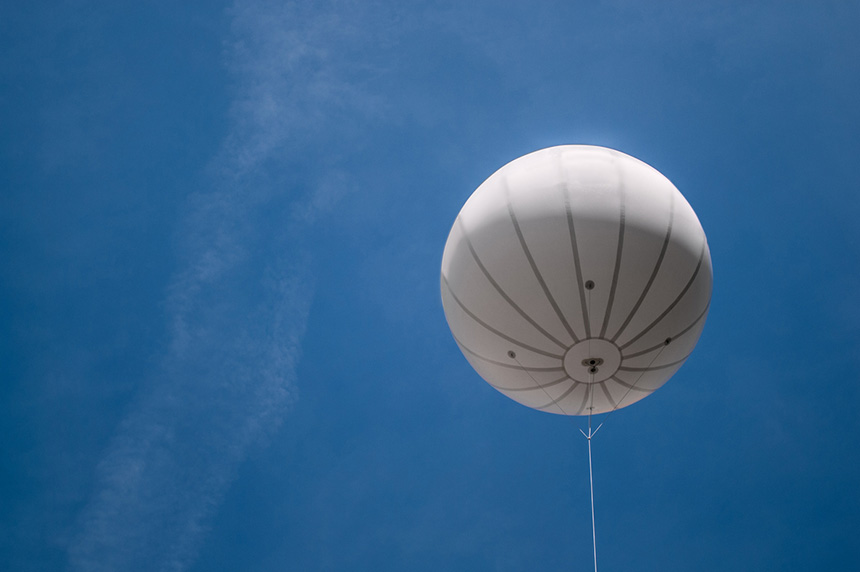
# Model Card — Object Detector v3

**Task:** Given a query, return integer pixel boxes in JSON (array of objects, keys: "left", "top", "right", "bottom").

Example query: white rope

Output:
[
  {"left": 587, "top": 412, "right": 598, "bottom": 572},
  {"left": 578, "top": 414, "right": 598, "bottom": 572},
  {"left": 584, "top": 374, "right": 598, "bottom": 572},
  {"left": 513, "top": 305, "right": 669, "bottom": 572}
]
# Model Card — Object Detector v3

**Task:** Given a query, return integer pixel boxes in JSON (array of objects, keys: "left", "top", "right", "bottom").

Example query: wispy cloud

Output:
[
  {"left": 222, "top": 0, "right": 389, "bottom": 177},
  {"left": 67, "top": 1, "right": 383, "bottom": 570}
]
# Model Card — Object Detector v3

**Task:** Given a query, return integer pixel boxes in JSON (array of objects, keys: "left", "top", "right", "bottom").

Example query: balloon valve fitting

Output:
[{"left": 582, "top": 357, "right": 603, "bottom": 374}]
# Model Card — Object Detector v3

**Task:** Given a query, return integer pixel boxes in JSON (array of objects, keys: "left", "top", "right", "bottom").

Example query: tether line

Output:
[
  {"left": 510, "top": 337, "right": 670, "bottom": 572},
  {"left": 579, "top": 409, "right": 599, "bottom": 572}
]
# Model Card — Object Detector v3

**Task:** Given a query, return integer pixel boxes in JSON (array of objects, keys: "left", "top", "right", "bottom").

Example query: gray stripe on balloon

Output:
[
  {"left": 622, "top": 300, "right": 711, "bottom": 359},
  {"left": 618, "top": 351, "right": 691, "bottom": 372},
  {"left": 619, "top": 240, "right": 706, "bottom": 351},
  {"left": 599, "top": 179, "right": 626, "bottom": 339},
  {"left": 599, "top": 381, "right": 617, "bottom": 409},
  {"left": 452, "top": 333, "right": 565, "bottom": 372},
  {"left": 456, "top": 217, "right": 568, "bottom": 350},
  {"left": 610, "top": 375, "right": 655, "bottom": 393},
  {"left": 536, "top": 379, "right": 583, "bottom": 412},
  {"left": 563, "top": 190, "right": 590, "bottom": 340},
  {"left": 505, "top": 178, "right": 580, "bottom": 345},
  {"left": 442, "top": 276, "right": 563, "bottom": 359},
  {"left": 610, "top": 189, "right": 675, "bottom": 343},
  {"left": 492, "top": 374, "right": 573, "bottom": 393}
]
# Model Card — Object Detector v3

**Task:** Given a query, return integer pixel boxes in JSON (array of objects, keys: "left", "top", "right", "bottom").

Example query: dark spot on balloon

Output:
[
  {"left": 507, "top": 350, "right": 516, "bottom": 359},
  {"left": 664, "top": 337, "right": 672, "bottom": 345},
  {"left": 585, "top": 280, "right": 595, "bottom": 290}
]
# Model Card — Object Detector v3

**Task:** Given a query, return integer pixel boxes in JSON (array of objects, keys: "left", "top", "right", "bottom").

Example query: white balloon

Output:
[{"left": 441, "top": 145, "right": 712, "bottom": 415}]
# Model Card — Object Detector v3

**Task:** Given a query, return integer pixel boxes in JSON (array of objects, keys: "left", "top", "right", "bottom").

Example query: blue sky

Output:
[{"left": 2, "top": 1, "right": 859, "bottom": 570}]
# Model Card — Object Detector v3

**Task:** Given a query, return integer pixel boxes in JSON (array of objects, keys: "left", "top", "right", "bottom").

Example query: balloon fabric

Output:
[{"left": 441, "top": 145, "right": 712, "bottom": 415}]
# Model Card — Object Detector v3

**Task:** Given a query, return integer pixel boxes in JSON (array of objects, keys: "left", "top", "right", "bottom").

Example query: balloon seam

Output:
[
  {"left": 442, "top": 276, "right": 563, "bottom": 359},
  {"left": 598, "top": 186, "right": 626, "bottom": 338},
  {"left": 610, "top": 188, "right": 675, "bottom": 343},
  {"left": 621, "top": 300, "right": 710, "bottom": 359},
  {"left": 564, "top": 190, "right": 590, "bottom": 339},
  {"left": 618, "top": 240, "right": 705, "bottom": 351},
  {"left": 505, "top": 180, "right": 580, "bottom": 344},
  {"left": 452, "top": 334, "right": 565, "bottom": 371},
  {"left": 457, "top": 217, "right": 568, "bottom": 350}
]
